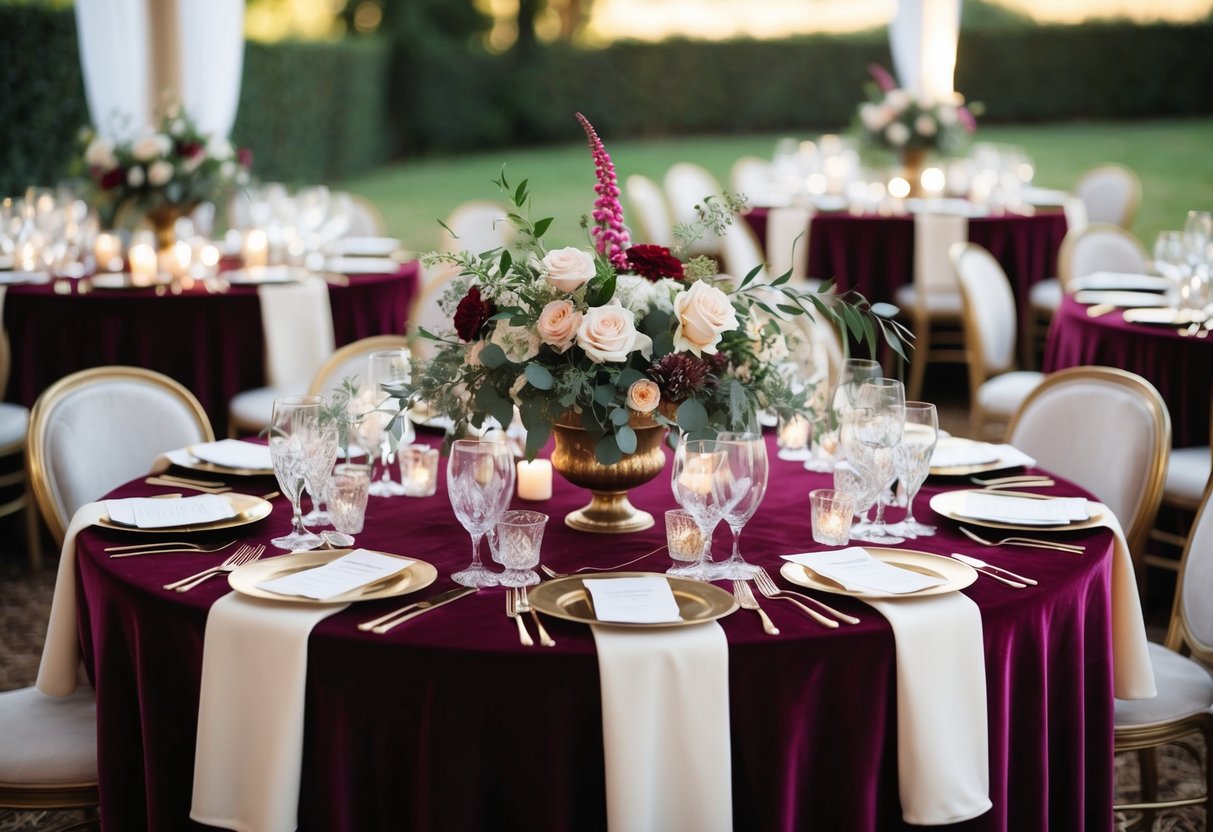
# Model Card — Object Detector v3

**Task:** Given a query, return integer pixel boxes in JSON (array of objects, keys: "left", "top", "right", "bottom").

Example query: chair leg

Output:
[
  {"left": 1137, "top": 747, "right": 1158, "bottom": 831},
  {"left": 907, "top": 318, "right": 930, "bottom": 402},
  {"left": 24, "top": 488, "right": 43, "bottom": 572}
]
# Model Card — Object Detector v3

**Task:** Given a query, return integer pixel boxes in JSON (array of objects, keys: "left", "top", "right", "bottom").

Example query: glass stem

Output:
[
  {"left": 727, "top": 524, "right": 743, "bottom": 563},
  {"left": 469, "top": 532, "right": 484, "bottom": 569},
  {"left": 904, "top": 488, "right": 917, "bottom": 524},
  {"left": 379, "top": 442, "right": 391, "bottom": 483}
]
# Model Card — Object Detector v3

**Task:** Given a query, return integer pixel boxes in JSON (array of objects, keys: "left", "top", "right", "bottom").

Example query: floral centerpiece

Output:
[
  {"left": 393, "top": 113, "right": 906, "bottom": 530},
  {"left": 855, "top": 64, "right": 977, "bottom": 155},
  {"left": 77, "top": 103, "right": 251, "bottom": 246}
]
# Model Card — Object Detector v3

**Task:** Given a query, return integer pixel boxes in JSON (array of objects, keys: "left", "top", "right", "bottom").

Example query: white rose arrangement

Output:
[{"left": 854, "top": 64, "right": 978, "bottom": 154}]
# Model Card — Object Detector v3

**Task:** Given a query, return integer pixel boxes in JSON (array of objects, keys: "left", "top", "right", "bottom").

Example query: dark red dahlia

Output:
[
  {"left": 453, "top": 285, "right": 496, "bottom": 342},
  {"left": 177, "top": 140, "right": 203, "bottom": 158},
  {"left": 237, "top": 147, "right": 254, "bottom": 168},
  {"left": 647, "top": 353, "right": 713, "bottom": 402},
  {"left": 99, "top": 168, "right": 125, "bottom": 190},
  {"left": 625, "top": 245, "right": 684, "bottom": 281}
]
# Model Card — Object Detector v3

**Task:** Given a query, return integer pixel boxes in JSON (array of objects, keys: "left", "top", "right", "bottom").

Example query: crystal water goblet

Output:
[
  {"left": 889, "top": 402, "right": 939, "bottom": 538},
  {"left": 269, "top": 395, "right": 326, "bottom": 551},
  {"left": 302, "top": 405, "right": 340, "bottom": 526},
  {"left": 716, "top": 432, "right": 766, "bottom": 579},
  {"left": 447, "top": 438, "right": 514, "bottom": 588},
  {"left": 365, "top": 349, "right": 414, "bottom": 497},
  {"left": 848, "top": 379, "right": 905, "bottom": 544},
  {"left": 829, "top": 358, "right": 882, "bottom": 461},
  {"left": 671, "top": 439, "right": 742, "bottom": 582}
]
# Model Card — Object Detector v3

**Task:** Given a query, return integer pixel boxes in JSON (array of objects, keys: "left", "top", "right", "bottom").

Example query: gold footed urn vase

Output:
[
  {"left": 145, "top": 202, "right": 197, "bottom": 254},
  {"left": 550, "top": 411, "right": 670, "bottom": 534},
  {"left": 898, "top": 147, "right": 928, "bottom": 197}
]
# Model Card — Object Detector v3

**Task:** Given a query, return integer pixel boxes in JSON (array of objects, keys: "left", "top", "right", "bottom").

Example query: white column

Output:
[
  {"left": 890, "top": 0, "right": 962, "bottom": 103},
  {"left": 74, "top": 0, "right": 152, "bottom": 139}
]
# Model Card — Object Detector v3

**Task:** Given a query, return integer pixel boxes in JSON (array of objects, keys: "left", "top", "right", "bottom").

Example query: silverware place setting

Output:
[
  {"left": 752, "top": 566, "right": 855, "bottom": 627},
  {"left": 732, "top": 580, "right": 779, "bottom": 636},
  {"left": 357, "top": 586, "right": 478, "bottom": 634},
  {"left": 959, "top": 526, "right": 1085, "bottom": 554},
  {"left": 107, "top": 539, "right": 237, "bottom": 558},
  {"left": 506, "top": 587, "right": 534, "bottom": 646},
  {"left": 514, "top": 586, "right": 555, "bottom": 647},
  {"left": 162, "top": 544, "right": 266, "bottom": 592},
  {"left": 949, "top": 553, "right": 1035, "bottom": 589}
]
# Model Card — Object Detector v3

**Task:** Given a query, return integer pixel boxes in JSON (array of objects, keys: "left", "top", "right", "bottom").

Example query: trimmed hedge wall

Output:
[{"left": 1, "top": 4, "right": 1211, "bottom": 192}]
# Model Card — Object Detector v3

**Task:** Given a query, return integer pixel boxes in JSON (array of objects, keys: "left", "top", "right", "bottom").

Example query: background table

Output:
[
  {"left": 1044, "top": 294, "right": 1213, "bottom": 447},
  {"left": 2, "top": 261, "right": 419, "bottom": 435},
  {"left": 71, "top": 434, "right": 1119, "bottom": 831}
]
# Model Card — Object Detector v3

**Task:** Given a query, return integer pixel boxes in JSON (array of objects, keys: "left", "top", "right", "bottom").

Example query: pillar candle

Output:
[{"left": 517, "top": 459, "right": 552, "bottom": 501}]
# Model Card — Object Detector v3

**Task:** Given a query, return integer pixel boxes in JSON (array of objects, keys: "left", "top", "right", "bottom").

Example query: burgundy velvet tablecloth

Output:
[
  {"left": 73, "top": 435, "right": 1116, "bottom": 831},
  {"left": 744, "top": 208, "right": 1068, "bottom": 346},
  {"left": 1044, "top": 294, "right": 1213, "bottom": 448},
  {"left": 2, "top": 261, "right": 419, "bottom": 435}
]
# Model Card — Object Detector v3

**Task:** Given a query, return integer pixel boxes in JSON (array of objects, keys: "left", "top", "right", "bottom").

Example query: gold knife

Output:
[{"left": 360, "top": 587, "right": 478, "bottom": 634}]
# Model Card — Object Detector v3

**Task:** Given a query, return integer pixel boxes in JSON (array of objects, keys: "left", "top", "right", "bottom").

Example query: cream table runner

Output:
[
  {"left": 1091, "top": 503, "right": 1156, "bottom": 699},
  {"left": 590, "top": 622, "right": 732, "bottom": 832}
]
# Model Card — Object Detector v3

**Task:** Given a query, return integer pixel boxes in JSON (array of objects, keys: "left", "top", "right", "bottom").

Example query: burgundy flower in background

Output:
[
  {"left": 98, "top": 168, "right": 125, "bottom": 190},
  {"left": 237, "top": 147, "right": 254, "bottom": 168},
  {"left": 453, "top": 286, "right": 496, "bottom": 341},
  {"left": 626, "top": 244, "right": 684, "bottom": 281},
  {"left": 647, "top": 353, "right": 715, "bottom": 402},
  {"left": 177, "top": 140, "right": 203, "bottom": 158},
  {"left": 576, "top": 112, "right": 630, "bottom": 271}
]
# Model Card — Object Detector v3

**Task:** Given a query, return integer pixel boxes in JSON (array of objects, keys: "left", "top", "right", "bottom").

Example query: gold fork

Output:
[
  {"left": 732, "top": 580, "right": 779, "bottom": 636},
  {"left": 163, "top": 544, "right": 266, "bottom": 592},
  {"left": 506, "top": 589, "right": 533, "bottom": 646},
  {"left": 516, "top": 585, "right": 555, "bottom": 647},
  {"left": 538, "top": 545, "right": 667, "bottom": 579},
  {"left": 108, "top": 540, "right": 237, "bottom": 558},
  {"left": 752, "top": 566, "right": 853, "bottom": 626},
  {"left": 959, "top": 526, "right": 1085, "bottom": 554}
]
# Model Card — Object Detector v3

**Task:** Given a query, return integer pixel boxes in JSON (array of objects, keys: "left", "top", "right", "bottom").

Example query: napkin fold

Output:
[
  {"left": 590, "top": 622, "right": 731, "bottom": 832},
  {"left": 191, "top": 594, "right": 348, "bottom": 832},
  {"left": 1093, "top": 503, "right": 1156, "bottom": 699},
  {"left": 866, "top": 592, "right": 991, "bottom": 825},
  {"left": 37, "top": 502, "right": 107, "bottom": 697}
]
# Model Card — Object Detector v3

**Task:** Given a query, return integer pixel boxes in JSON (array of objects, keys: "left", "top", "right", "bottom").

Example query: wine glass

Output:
[
  {"left": 717, "top": 432, "right": 766, "bottom": 579},
  {"left": 302, "top": 400, "right": 340, "bottom": 526},
  {"left": 364, "top": 349, "right": 414, "bottom": 497},
  {"left": 671, "top": 439, "right": 742, "bottom": 581},
  {"left": 269, "top": 395, "right": 326, "bottom": 551},
  {"left": 447, "top": 438, "right": 514, "bottom": 587},
  {"left": 889, "top": 402, "right": 939, "bottom": 538},
  {"left": 848, "top": 379, "right": 905, "bottom": 545},
  {"left": 828, "top": 358, "right": 882, "bottom": 461},
  {"left": 1153, "top": 230, "right": 1185, "bottom": 283}
]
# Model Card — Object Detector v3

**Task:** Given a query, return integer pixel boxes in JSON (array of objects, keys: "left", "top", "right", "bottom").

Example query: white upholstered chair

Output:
[
  {"left": 764, "top": 205, "right": 817, "bottom": 290},
  {"left": 1114, "top": 476, "right": 1213, "bottom": 827},
  {"left": 0, "top": 287, "right": 41, "bottom": 570},
  {"left": 346, "top": 194, "right": 387, "bottom": 237},
  {"left": 1145, "top": 409, "right": 1213, "bottom": 582},
  {"left": 26, "top": 367, "right": 214, "bottom": 545},
  {"left": 625, "top": 174, "right": 674, "bottom": 248},
  {"left": 308, "top": 334, "right": 412, "bottom": 399},
  {"left": 952, "top": 243, "right": 1044, "bottom": 440},
  {"left": 894, "top": 213, "right": 969, "bottom": 401},
  {"left": 1057, "top": 223, "right": 1150, "bottom": 292},
  {"left": 729, "top": 155, "right": 773, "bottom": 202},
  {"left": 1073, "top": 163, "right": 1142, "bottom": 229},
  {"left": 441, "top": 201, "right": 513, "bottom": 256},
  {"left": 718, "top": 214, "right": 768, "bottom": 282},
  {"left": 1006, "top": 366, "right": 1170, "bottom": 581},
  {"left": 228, "top": 278, "right": 336, "bottom": 436},
  {"left": 408, "top": 268, "right": 462, "bottom": 363},
  {"left": 663, "top": 163, "right": 725, "bottom": 257}
]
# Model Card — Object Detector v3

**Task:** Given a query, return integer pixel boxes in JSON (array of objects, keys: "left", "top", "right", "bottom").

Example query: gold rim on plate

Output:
[
  {"left": 928, "top": 489, "right": 1105, "bottom": 532},
  {"left": 527, "top": 571, "right": 737, "bottom": 628},
  {"left": 228, "top": 548, "right": 437, "bottom": 604},
  {"left": 929, "top": 438, "right": 1016, "bottom": 477},
  {"left": 96, "top": 492, "right": 273, "bottom": 533},
  {"left": 779, "top": 549, "right": 977, "bottom": 600},
  {"left": 182, "top": 445, "right": 274, "bottom": 477}
]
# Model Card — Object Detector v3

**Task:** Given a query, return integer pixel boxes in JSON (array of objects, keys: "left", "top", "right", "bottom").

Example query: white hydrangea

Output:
[
  {"left": 650, "top": 277, "right": 684, "bottom": 315},
  {"left": 612, "top": 275, "right": 658, "bottom": 316},
  {"left": 127, "top": 166, "right": 145, "bottom": 187}
]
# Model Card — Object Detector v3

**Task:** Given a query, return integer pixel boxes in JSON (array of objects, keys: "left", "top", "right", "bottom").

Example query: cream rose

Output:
[
  {"left": 673, "top": 280, "right": 739, "bottom": 356},
  {"left": 147, "top": 160, "right": 174, "bottom": 187},
  {"left": 536, "top": 299, "right": 582, "bottom": 353},
  {"left": 131, "top": 134, "right": 170, "bottom": 161},
  {"left": 914, "top": 114, "right": 937, "bottom": 137},
  {"left": 127, "top": 166, "right": 145, "bottom": 187},
  {"left": 85, "top": 137, "right": 116, "bottom": 170},
  {"left": 576, "top": 300, "right": 653, "bottom": 364},
  {"left": 626, "top": 379, "right": 661, "bottom": 414},
  {"left": 885, "top": 122, "right": 910, "bottom": 147},
  {"left": 542, "top": 247, "right": 596, "bottom": 293}
]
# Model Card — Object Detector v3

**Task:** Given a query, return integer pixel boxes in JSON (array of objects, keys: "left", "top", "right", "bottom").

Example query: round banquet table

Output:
[
  {"left": 1044, "top": 294, "right": 1213, "bottom": 447},
  {"left": 2, "top": 261, "right": 420, "bottom": 436},
  {"left": 72, "top": 434, "right": 1118, "bottom": 831}
]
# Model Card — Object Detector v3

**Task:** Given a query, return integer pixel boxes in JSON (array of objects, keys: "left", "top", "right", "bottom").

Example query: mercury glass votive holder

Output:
[
  {"left": 398, "top": 444, "right": 439, "bottom": 497},
  {"left": 665, "top": 509, "right": 704, "bottom": 576},
  {"left": 810, "top": 488, "right": 857, "bottom": 547}
]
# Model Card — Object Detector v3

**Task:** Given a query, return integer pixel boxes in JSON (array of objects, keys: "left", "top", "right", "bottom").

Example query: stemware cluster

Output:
[{"left": 1155, "top": 210, "right": 1213, "bottom": 311}]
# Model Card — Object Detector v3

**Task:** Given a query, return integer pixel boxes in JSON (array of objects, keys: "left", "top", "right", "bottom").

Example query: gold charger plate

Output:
[
  {"left": 780, "top": 548, "right": 977, "bottom": 600},
  {"left": 96, "top": 492, "right": 273, "bottom": 533},
  {"left": 528, "top": 571, "right": 737, "bottom": 629},
  {"left": 227, "top": 548, "right": 437, "bottom": 604},
  {"left": 181, "top": 445, "right": 274, "bottom": 477},
  {"left": 929, "top": 489, "right": 1105, "bottom": 532}
]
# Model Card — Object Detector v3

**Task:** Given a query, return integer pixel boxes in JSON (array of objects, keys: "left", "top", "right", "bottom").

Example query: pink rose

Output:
[
  {"left": 673, "top": 280, "right": 739, "bottom": 356},
  {"left": 536, "top": 300, "right": 582, "bottom": 353},
  {"left": 541, "top": 247, "right": 596, "bottom": 293},
  {"left": 576, "top": 300, "right": 653, "bottom": 364},
  {"left": 626, "top": 379, "right": 661, "bottom": 414}
]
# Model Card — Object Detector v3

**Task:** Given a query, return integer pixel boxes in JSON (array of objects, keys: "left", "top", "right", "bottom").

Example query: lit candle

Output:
[
  {"left": 779, "top": 415, "right": 810, "bottom": 450},
  {"left": 517, "top": 459, "right": 553, "bottom": 501},
  {"left": 94, "top": 233, "right": 122, "bottom": 272},
  {"left": 129, "top": 243, "right": 157, "bottom": 286},
  {"left": 243, "top": 228, "right": 268, "bottom": 268},
  {"left": 173, "top": 240, "right": 192, "bottom": 276},
  {"left": 810, "top": 488, "right": 857, "bottom": 547},
  {"left": 399, "top": 444, "right": 439, "bottom": 497},
  {"left": 678, "top": 453, "right": 717, "bottom": 495}
]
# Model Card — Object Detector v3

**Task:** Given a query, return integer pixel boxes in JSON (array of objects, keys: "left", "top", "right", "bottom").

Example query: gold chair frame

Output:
[
  {"left": 26, "top": 366, "right": 214, "bottom": 545},
  {"left": 307, "top": 334, "right": 412, "bottom": 396},
  {"left": 0, "top": 316, "right": 42, "bottom": 569}
]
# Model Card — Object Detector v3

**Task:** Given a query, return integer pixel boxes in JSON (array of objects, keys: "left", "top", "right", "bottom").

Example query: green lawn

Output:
[{"left": 343, "top": 118, "right": 1213, "bottom": 256}]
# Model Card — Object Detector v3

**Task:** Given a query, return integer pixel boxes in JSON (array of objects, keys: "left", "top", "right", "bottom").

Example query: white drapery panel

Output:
[
  {"left": 75, "top": 0, "right": 245, "bottom": 141},
  {"left": 75, "top": 0, "right": 151, "bottom": 141},
  {"left": 890, "top": 0, "right": 963, "bottom": 104}
]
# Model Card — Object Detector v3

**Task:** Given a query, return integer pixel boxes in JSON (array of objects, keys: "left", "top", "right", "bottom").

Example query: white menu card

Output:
[
  {"left": 256, "top": 549, "right": 415, "bottom": 601},
  {"left": 783, "top": 548, "right": 945, "bottom": 595},
  {"left": 584, "top": 576, "right": 683, "bottom": 624},
  {"left": 105, "top": 494, "right": 237, "bottom": 529}
]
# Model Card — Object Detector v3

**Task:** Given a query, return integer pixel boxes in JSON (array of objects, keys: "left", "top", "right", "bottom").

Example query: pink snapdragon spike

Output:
[
  {"left": 868, "top": 63, "right": 898, "bottom": 93},
  {"left": 958, "top": 106, "right": 977, "bottom": 133},
  {"left": 576, "top": 112, "right": 630, "bottom": 271}
]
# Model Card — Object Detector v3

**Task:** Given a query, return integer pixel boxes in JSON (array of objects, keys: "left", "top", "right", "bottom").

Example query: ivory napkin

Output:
[
  {"left": 190, "top": 594, "right": 348, "bottom": 832},
  {"left": 37, "top": 502, "right": 107, "bottom": 697},
  {"left": 590, "top": 623, "right": 731, "bottom": 832},
  {"left": 1092, "top": 503, "right": 1156, "bottom": 699},
  {"left": 865, "top": 593, "right": 992, "bottom": 825}
]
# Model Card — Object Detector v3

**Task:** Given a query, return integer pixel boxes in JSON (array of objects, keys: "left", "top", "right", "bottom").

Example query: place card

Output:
[
  {"left": 256, "top": 549, "right": 415, "bottom": 601},
  {"left": 783, "top": 548, "right": 945, "bottom": 595},
  {"left": 957, "top": 492, "right": 1089, "bottom": 525},
  {"left": 105, "top": 494, "right": 237, "bottom": 529},
  {"left": 584, "top": 576, "right": 682, "bottom": 624},
  {"left": 188, "top": 439, "right": 273, "bottom": 471}
]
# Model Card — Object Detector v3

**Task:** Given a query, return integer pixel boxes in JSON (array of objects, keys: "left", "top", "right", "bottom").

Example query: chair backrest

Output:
[
  {"left": 729, "top": 156, "right": 773, "bottom": 201},
  {"left": 346, "top": 194, "right": 386, "bottom": 237},
  {"left": 718, "top": 215, "right": 768, "bottom": 282},
  {"left": 0, "top": 286, "right": 10, "bottom": 398},
  {"left": 1006, "top": 366, "right": 1170, "bottom": 555},
  {"left": 408, "top": 268, "right": 462, "bottom": 362},
  {"left": 442, "top": 201, "right": 513, "bottom": 256},
  {"left": 663, "top": 163, "right": 725, "bottom": 256},
  {"left": 914, "top": 213, "right": 968, "bottom": 298},
  {"left": 952, "top": 242, "right": 1018, "bottom": 376},
  {"left": 1072, "top": 164, "right": 1141, "bottom": 229},
  {"left": 1057, "top": 223, "right": 1149, "bottom": 289},
  {"left": 764, "top": 205, "right": 813, "bottom": 286},
  {"left": 308, "top": 334, "right": 412, "bottom": 399},
  {"left": 1171, "top": 477, "right": 1213, "bottom": 660},
  {"left": 782, "top": 309, "right": 844, "bottom": 392},
  {"left": 624, "top": 175, "right": 674, "bottom": 248},
  {"left": 26, "top": 367, "right": 214, "bottom": 543},
  {"left": 258, "top": 279, "right": 336, "bottom": 390}
]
